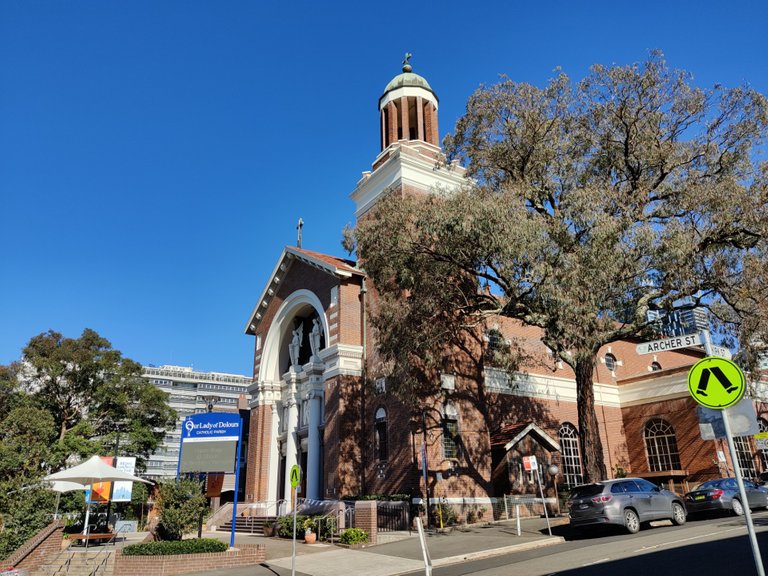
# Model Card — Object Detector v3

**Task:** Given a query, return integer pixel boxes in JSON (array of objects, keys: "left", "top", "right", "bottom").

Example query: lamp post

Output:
[
  {"left": 106, "top": 419, "right": 127, "bottom": 529},
  {"left": 410, "top": 407, "right": 433, "bottom": 530},
  {"left": 201, "top": 395, "right": 221, "bottom": 413}
]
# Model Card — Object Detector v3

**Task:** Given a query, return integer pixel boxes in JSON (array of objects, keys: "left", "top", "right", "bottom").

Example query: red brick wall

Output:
[
  {"left": 4, "top": 520, "right": 64, "bottom": 572},
  {"left": 622, "top": 396, "right": 722, "bottom": 491},
  {"left": 114, "top": 545, "right": 265, "bottom": 576},
  {"left": 354, "top": 500, "right": 377, "bottom": 544},
  {"left": 244, "top": 404, "right": 273, "bottom": 502}
]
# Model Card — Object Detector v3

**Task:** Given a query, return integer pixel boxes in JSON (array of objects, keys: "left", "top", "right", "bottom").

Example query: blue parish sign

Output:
[{"left": 182, "top": 412, "right": 240, "bottom": 441}]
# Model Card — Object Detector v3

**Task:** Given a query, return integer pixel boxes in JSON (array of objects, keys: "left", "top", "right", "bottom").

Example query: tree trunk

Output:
[{"left": 575, "top": 357, "right": 607, "bottom": 483}]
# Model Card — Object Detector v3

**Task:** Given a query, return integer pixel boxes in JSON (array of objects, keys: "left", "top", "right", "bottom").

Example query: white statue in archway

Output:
[
  {"left": 289, "top": 324, "right": 303, "bottom": 368},
  {"left": 310, "top": 317, "right": 322, "bottom": 359}
]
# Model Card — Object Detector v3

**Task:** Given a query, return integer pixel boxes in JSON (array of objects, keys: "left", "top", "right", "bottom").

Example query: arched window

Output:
[
  {"left": 558, "top": 422, "right": 583, "bottom": 488},
  {"left": 604, "top": 353, "right": 617, "bottom": 372},
  {"left": 442, "top": 402, "right": 460, "bottom": 459},
  {"left": 735, "top": 435, "right": 757, "bottom": 479},
  {"left": 644, "top": 418, "right": 681, "bottom": 471},
  {"left": 485, "top": 328, "right": 509, "bottom": 366},
  {"left": 374, "top": 407, "right": 388, "bottom": 462}
]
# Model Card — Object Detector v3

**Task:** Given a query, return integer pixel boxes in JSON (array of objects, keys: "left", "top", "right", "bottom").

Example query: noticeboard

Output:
[{"left": 178, "top": 412, "right": 241, "bottom": 474}]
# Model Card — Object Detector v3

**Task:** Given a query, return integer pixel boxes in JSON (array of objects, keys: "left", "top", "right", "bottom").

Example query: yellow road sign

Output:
[
  {"left": 290, "top": 465, "right": 301, "bottom": 489},
  {"left": 688, "top": 356, "right": 746, "bottom": 409}
]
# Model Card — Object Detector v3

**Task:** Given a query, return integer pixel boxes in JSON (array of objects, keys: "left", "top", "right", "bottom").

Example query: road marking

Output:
[
  {"left": 635, "top": 527, "right": 744, "bottom": 552},
  {"left": 581, "top": 557, "right": 611, "bottom": 566}
]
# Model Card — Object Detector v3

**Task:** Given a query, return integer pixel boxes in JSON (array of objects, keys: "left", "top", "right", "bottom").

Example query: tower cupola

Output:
[{"left": 378, "top": 54, "right": 440, "bottom": 150}]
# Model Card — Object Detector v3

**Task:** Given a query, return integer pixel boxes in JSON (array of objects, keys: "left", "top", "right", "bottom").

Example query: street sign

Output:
[
  {"left": 290, "top": 465, "right": 301, "bottom": 489},
  {"left": 756, "top": 432, "right": 768, "bottom": 451},
  {"left": 698, "top": 399, "right": 759, "bottom": 439},
  {"left": 636, "top": 333, "right": 701, "bottom": 355},
  {"left": 688, "top": 356, "right": 746, "bottom": 409},
  {"left": 710, "top": 345, "right": 732, "bottom": 360},
  {"left": 522, "top": 455, "right": 538, "bottom": 471}
]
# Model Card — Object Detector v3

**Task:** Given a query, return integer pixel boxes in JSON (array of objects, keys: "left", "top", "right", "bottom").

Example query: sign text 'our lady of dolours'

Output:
[
  {"left": 182, "top": 412, "right": 241, "bottom": 442},
  {"left": 178, "top": 412, "right": 242, "bottom": 474}
]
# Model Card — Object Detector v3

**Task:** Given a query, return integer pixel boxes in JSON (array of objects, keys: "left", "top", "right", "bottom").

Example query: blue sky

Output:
[{"left": 2, "top": 1, "right": 766, "bottom": 375}]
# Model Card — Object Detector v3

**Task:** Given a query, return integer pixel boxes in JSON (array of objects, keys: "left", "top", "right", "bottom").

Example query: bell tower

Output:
[
  {"left": 351, "top": 55, "right": 466, "bottom": 219},
  {"left": 379, "top": 53, "right": 440, "bottom": 149}
]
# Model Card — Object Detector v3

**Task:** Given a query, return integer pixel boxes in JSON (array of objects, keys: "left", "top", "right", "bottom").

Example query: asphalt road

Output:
[{"left": 403, "top": 510, "right": 768, "bottom": 576}]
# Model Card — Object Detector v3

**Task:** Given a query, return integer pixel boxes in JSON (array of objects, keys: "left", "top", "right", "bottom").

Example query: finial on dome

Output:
[{"left": 402, "top": 52, "right": 412, "bottom": 73}]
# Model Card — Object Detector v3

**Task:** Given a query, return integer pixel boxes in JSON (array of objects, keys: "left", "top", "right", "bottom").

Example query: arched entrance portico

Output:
[{"left": 254, "top": 289, "right": 328, "bottom": 502}]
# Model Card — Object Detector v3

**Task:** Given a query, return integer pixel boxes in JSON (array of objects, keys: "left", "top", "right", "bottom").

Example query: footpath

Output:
[{"left": 186, "top": 516, "right": 569, "bottom": 576}]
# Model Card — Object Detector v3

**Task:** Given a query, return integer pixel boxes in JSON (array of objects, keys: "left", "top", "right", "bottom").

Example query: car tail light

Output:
[
  {"left": 591, "top": 495, "right": 612, "bottom": 503},
  {"left": 710, "top": 489, "right": 724, "bottom": 500}
]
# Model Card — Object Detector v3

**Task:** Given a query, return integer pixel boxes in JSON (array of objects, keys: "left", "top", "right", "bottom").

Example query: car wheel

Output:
[
  {"left": 732, "top": 499, "right": 744, "bottom": 516},
  {"left": 624, "top": 509, "right": 640, "bottom": 534},
  {"left": 671, "top": 502, "right": 686, "bottom": 526}
]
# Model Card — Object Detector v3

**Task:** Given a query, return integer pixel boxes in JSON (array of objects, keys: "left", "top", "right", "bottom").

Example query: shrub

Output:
[
  {"left": 122, "top": 538, "right": 227, "bottom": 556},
  {"left": 276, "top": 514, "right": 307, "bottom": 538},
  {"left": 154, "top": 479, "right": 207, "bottom": 541},
  {"left": 316, "top": 515, "right": 337, "bottom": 539},
  {"left": 339, "top": 528, "right": 368, "bottom": 545},
  {"left": 302, "top": 516, "right": 317, "bottom": 533}
]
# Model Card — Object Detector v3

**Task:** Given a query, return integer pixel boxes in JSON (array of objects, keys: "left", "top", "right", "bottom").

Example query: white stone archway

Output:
[{"left": 258, "top": 289, "right": 328, "bottom": 502}]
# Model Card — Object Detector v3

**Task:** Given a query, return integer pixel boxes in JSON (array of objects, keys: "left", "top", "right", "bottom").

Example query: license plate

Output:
[{"left": 694, "top": 495, "right": 705, "bottom": 501}]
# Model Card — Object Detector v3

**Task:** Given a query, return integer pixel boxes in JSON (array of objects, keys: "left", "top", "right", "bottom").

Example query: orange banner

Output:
[{"left": 89, "top": 456, "right": 114, "bottom": 503}]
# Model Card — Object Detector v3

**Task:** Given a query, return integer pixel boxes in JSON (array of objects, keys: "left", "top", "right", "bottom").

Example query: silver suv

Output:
[{"left": 567, "top": 477, "right": 687, "bottom": 534}]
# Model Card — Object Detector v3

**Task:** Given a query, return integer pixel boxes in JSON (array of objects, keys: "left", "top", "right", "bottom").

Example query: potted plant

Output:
[{"left": 302, "top": 517, "right": 317, "bottom": 544}]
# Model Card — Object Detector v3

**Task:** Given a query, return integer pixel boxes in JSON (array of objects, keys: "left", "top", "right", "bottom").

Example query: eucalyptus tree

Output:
[
  {"left": 20, "top": 328, "right": 176, "bottom": 470},
  {"left": 352, "top": 52, "right": 768, "bottom": 481}
]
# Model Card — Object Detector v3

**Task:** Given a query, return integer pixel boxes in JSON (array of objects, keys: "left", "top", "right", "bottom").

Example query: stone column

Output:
[
  {"left": 306, "top": 390, "right": 322, "bottom": 499},
  {"left": 400, "top": 96, "right": 410, "bottom": 141},
  {"left": 387, "top": 101, "right": 398, "bottom": 144},
  {"left": 381, "top": 109, "right": 387, "bottom": 150},
  {"left": 416, "top": 96, "right": 424, "bottom": 141},
  {"left": 268, "top": 403, "right": 280, "bottom": 508},
  {"left": 283, "top": 389, "right": 299, "bottom": 504}
]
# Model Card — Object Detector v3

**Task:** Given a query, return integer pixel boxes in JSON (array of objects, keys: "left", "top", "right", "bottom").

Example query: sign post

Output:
[
  {"left": 290, "top": 464, "right": 301, "bottom": 576},
  {"left": 523, "top": 456, "right": 551, "bottom": 536},
  {"left": 177, "top": 412, "right": 242, "bottom": 551},
  {"left": 689, "top": 331, "right": 764, "bottom": 576}
]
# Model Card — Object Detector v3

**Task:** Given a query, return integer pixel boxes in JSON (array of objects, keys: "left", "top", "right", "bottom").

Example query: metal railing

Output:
[
  {"left": 376, "top": 501, "right": 410, "bottom": 532},
  {"left": 207, "top": 500, "right": 286, "bottom": 530}
]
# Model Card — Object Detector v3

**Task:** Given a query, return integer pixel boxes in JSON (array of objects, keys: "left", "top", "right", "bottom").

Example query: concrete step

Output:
[
  {"left": 33, "top": 549, "right": 114, "bottom": 576},
  {"left": 219, "top": 515, "right": 277, "bottom": 535}
]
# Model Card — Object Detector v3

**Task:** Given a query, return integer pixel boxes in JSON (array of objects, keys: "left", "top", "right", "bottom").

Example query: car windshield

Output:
[{"left": 569, "top": 484, "right": 604, "bottom": 499}]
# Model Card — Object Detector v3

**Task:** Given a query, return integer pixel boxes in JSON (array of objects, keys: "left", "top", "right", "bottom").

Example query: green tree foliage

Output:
[
  {"left": 0, "top": 329, "right": 176, "bottom": 559},
  {"left": 20, "top": 328, "right": 177, "bottom": 470},
  {"left": 353, "top": 53, "right": 768, "bottom": 482},
  {"left": 0, "top": 398, "right": 58, "bottom": 561},
  {"left": 0, "top": 485, "right": 56, "bottom": 562},
  {"left": 155, "top": 478, "right": 207, "bottom": 541}
]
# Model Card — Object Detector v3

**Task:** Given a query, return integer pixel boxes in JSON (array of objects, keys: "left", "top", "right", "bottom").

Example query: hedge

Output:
[{"left": 121, "top": 538, "right": 227, "bottom": 556}]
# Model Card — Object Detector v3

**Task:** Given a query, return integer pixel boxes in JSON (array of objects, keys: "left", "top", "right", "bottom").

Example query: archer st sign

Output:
[
  {"left": 183, "top": 412, "right": 241, "bottom": 441},
  {"left": 635, "top": 334, "right": 701, "bottom": 355}
]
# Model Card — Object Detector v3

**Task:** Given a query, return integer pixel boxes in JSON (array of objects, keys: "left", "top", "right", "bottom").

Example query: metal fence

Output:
[
  {"left": 376, "top": 501, "right": 410, "bottom": 532},
  {"left": 490, "top": 495, "right": 558, "bottom": 521}
]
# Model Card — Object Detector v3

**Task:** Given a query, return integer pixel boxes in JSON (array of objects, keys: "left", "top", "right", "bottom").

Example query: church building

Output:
[{"left": 241, "top": 59, "right": 768, "bottom": 513}]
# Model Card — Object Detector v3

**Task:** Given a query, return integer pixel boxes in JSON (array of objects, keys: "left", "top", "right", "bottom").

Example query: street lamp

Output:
[
  {"left": 410, "top": 407, "right": 434, "bottom": 530},
  {"left": 200, "top": 395, "right": 220, "bottom": 413},
  {"left": 106, "top": 419, "right": 128, "bottom": 529},
  {"left": 547, "top": 464, "right": 560, "bottom": 515}
]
